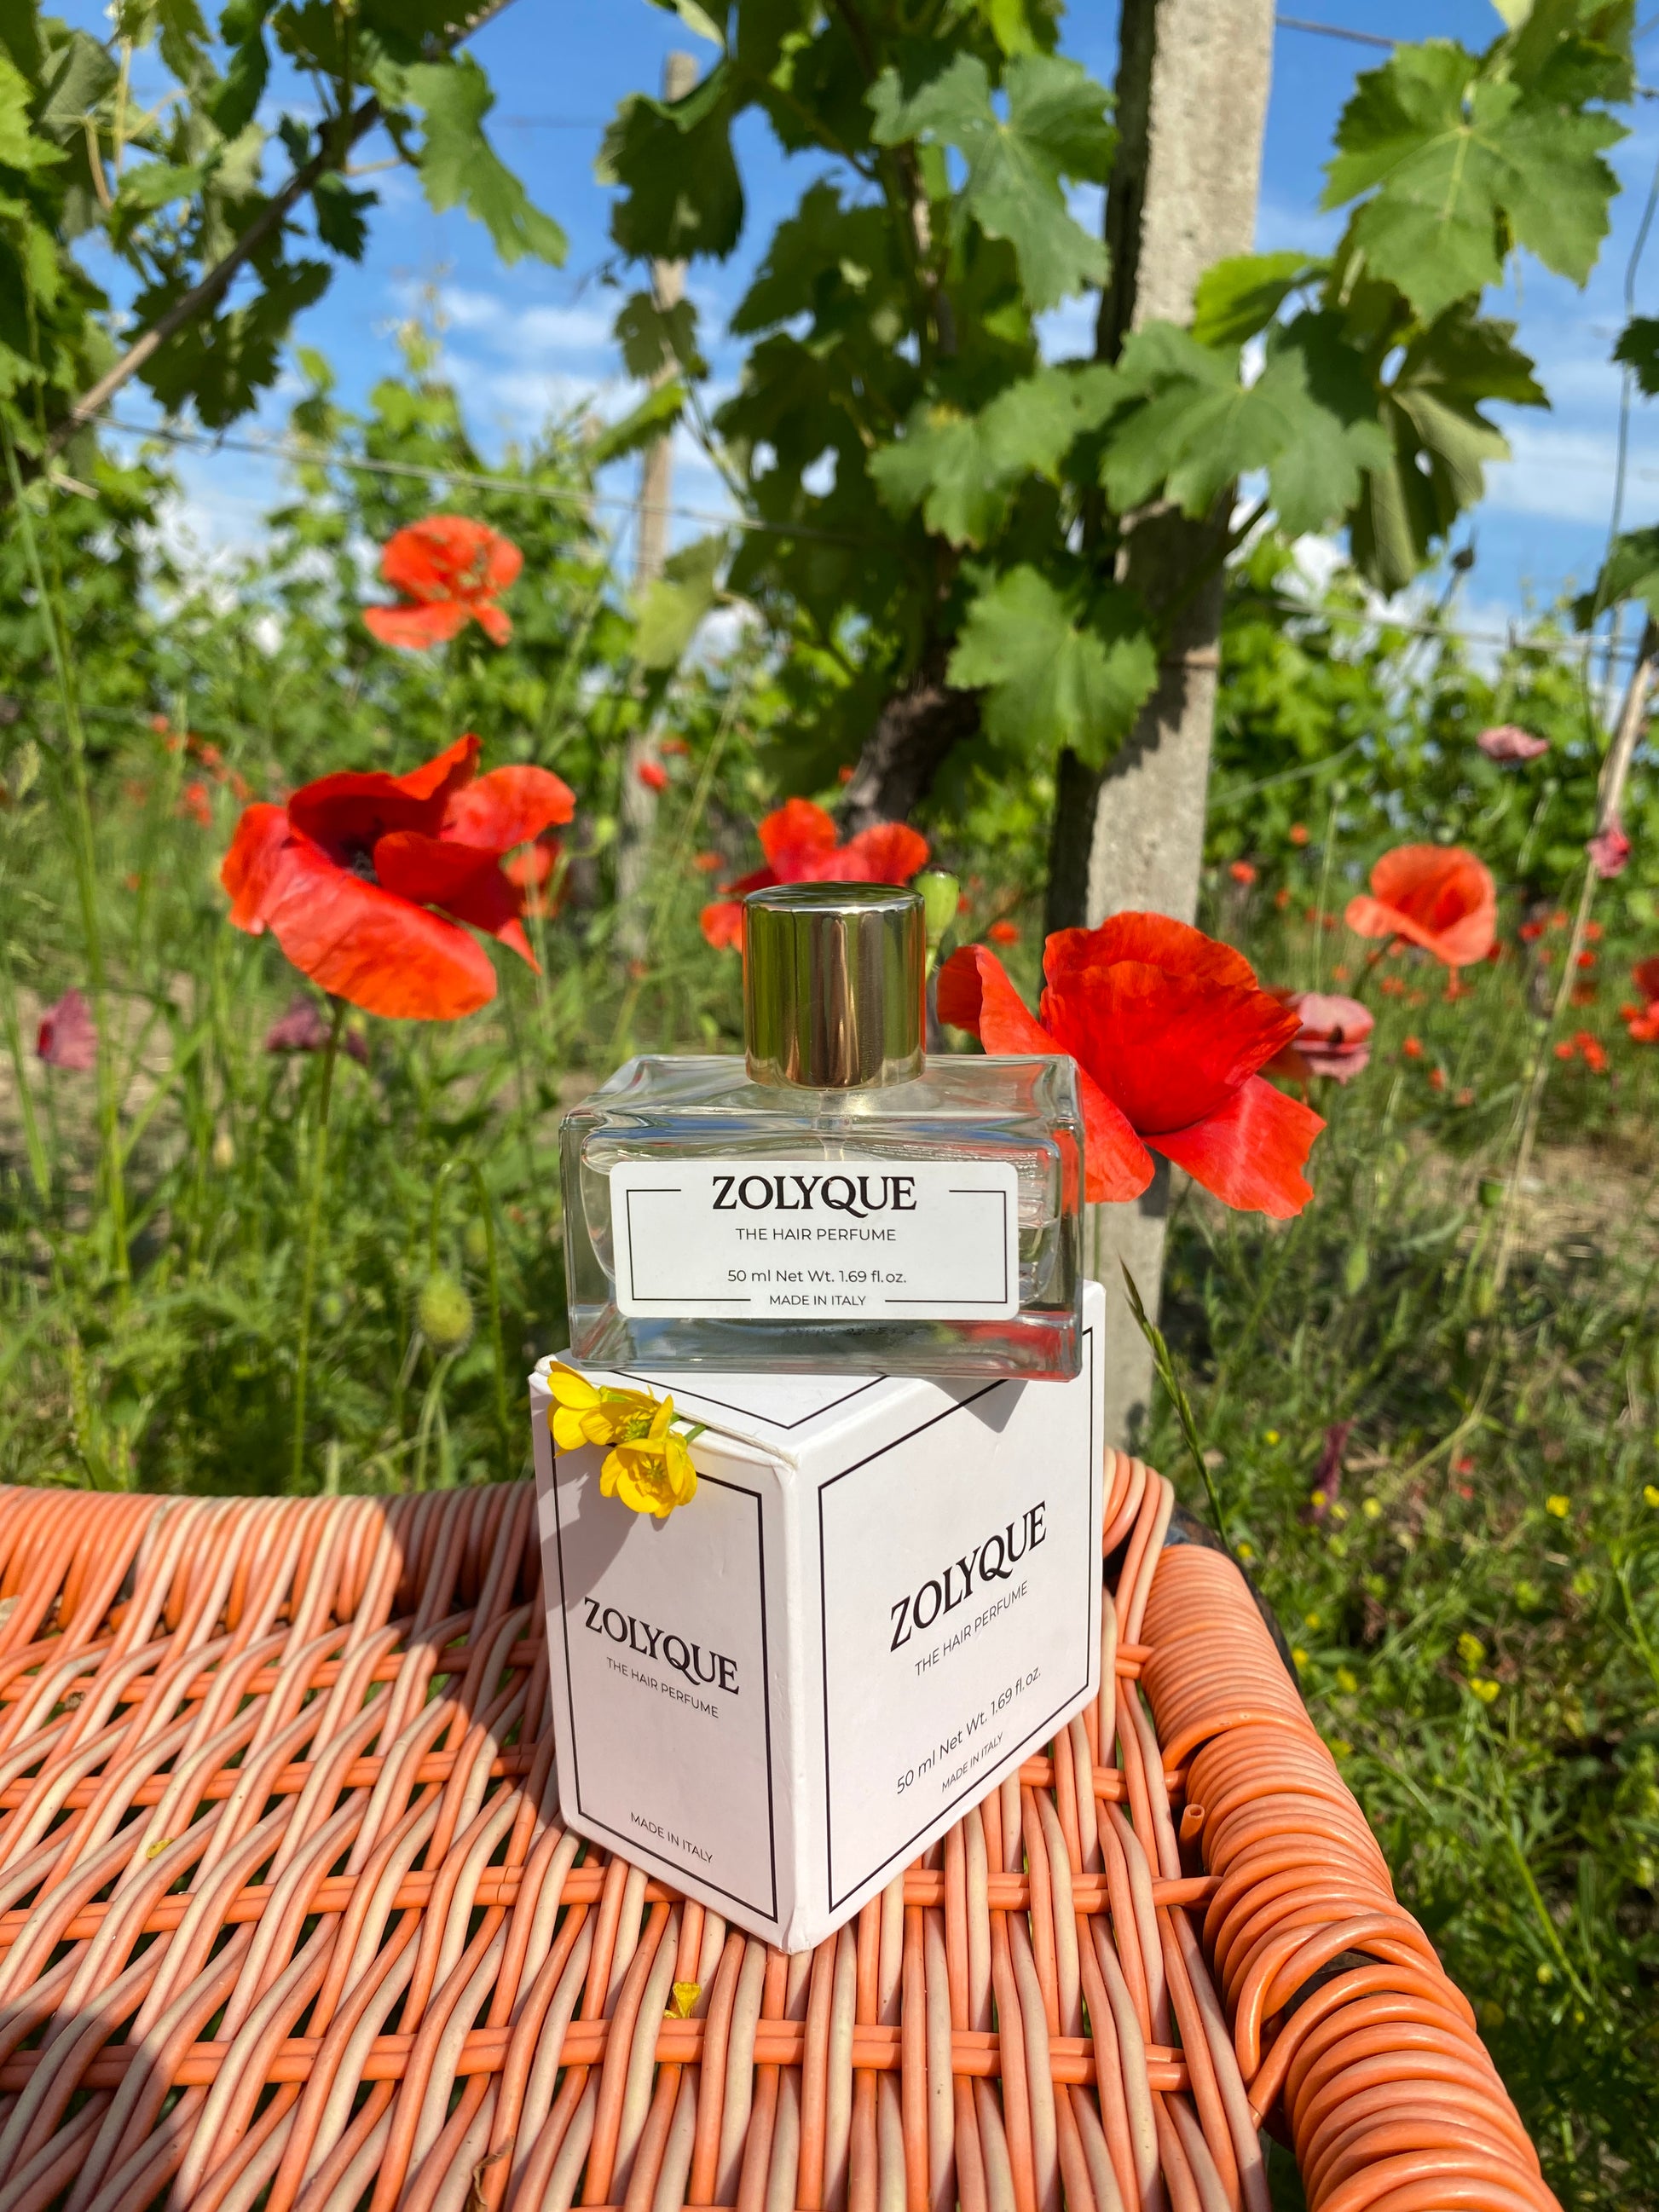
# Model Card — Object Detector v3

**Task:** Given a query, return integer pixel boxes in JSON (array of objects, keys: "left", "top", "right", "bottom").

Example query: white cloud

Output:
[{"left": 1486, "top": 419, "right": 1659, "bottom": 527}]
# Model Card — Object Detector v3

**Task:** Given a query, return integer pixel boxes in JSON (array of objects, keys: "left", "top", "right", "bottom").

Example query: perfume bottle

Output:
[{"left": 560, "top": 883, "right": 1084, "bottom": 1378}]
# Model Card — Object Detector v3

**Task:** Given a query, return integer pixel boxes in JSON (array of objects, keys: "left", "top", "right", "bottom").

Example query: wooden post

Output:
[
  {"left": 615, "top": 49, "right": 698, "bottom": 964},
  {"left": 1071, "top": 0, "right": 1277, "bottom": 1447}
]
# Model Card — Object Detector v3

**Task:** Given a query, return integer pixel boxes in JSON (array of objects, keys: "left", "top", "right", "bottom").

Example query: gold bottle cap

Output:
[{"left": 743, "top": 882, "right": 925, "bottom": 1089}]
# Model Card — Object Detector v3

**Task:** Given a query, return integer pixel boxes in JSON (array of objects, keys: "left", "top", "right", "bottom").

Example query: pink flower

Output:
[
  {"left": 1588, "top": 817, "right": 1631, "bottom": 879},
  {"left": 1269, "top": 990, "right": 1373, "bottom": 1084},
  {"left": 263, "top": 993, "right": 369, "bottom": 1066},
  {"left": 37, "top": 990, "right": 96, "bottom": 1070},
  {"left": 1477, "top": 725, "right": 1549, "bottom": 763}
]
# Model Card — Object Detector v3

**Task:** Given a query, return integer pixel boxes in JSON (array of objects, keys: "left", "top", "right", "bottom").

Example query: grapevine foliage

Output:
[
  {"left": 0, "top": 0, "right": 563, "bottom": 458},
  {"left": 599, "top": 0, "right": 1633, "bottom": 806}
]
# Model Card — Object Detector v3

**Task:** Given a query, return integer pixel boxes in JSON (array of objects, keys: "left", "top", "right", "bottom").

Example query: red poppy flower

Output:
[
  {"left": 1402, "top": 1036, "right": 1423, "bottom": 1060},
  {"left": 1428, "top": 1066, "right": 1446, "bottom": 1092},
  {"left": 699, "top": 799, "right": 929, "bottom": 950},
  {"left": 1269, "top": 990, "right": 1373, "bottom": 1084},
  {"left": 1344, "top": 845, "right": 1497, "bottom": 968},
  {"left": 1518, "top": 920, "right": 1545, "bottom": 944},
  {"left": 691, "top": 851, "right": 722, "bottom": 875},
  {"left": 221, "top": 735, "right": 575, "bottom": 1019},
  {"left": 637, "top": 759, "right": 669, "bottom": 794},
  {"left": 38, "top": 989, "right": 96, "bottom": 1070},
  {"left": 1575, "top": 1030, "right": 1609, "bottom": 1074},
  {"left": 362, "top": 517, "right": 523, "bottom": 650},
  {"left": 1274, "top": 887, "right": 1291, "bottom": 910},
  {"left": 1229, "top": 859, "right": 1257, "bottom": 886},
  {"left": 1554, "top": 1040, "right": 1576, "bottom": 1061},
  {"left": 937, "top": 915, "right": 1323, "bottom": 1216},
  {"left": 180, "top": 781, "right": 212, "bottom": 827},
  {"left": 1288, "top": 823, "right": 1309, "bottom": 847},
  {"left": 987, "top": 919, "right": 1020, "bottom": 945},
  {"left": 660, "top": 737, "right": 691, "bottom": 758}
]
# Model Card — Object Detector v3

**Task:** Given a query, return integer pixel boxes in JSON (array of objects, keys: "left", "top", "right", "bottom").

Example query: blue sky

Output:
[{"left": 93, "top": 2, "right": 1659, "bottom": 643}]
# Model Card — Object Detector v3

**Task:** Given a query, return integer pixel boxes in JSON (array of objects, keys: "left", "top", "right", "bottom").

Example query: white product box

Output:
[{"left": 530, "top": 1280, "right": 1104, "bottom": 1953}]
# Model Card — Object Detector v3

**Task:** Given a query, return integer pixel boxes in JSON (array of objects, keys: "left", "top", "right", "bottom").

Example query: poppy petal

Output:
[
  {"left": 381, "top": 517, "right": 520, "bottom": 600},
  {"left": 1044, "top": 913, "right": 1257, "bottom": 993},
  {"left": 289, "top": 736, "right": 480, "bottom": 855},
  {"left": 442, "top": 765, "right": 575, "bottom": 852},
  {"left": 722, "top": 865, "right": 778, "bottom": 896},
  {"left": 1633, "top": 956, "right": 1659, "bottom": 1002},
  {"left": 373, "top": 832, "right": 535, "bottom": 967},
  {"left": 936, "top": 948, "right": 1152, "bottom": 1202},
  {"left": 809, "top": 822, "right": 930, "bottom": 883},
  {"left": 701, "top": 900, "right": 746, "bottom": 950},
  {"left": 221, "top": 804, "right": 295, "bottom": 931},
  {"left": 1350, "top": 846, "right": 1497, "bottom": 967},
  {"left": 1146, "top": 1076, "right": 1323, "bottom": 1218},
  {"left": 758, "top": 798, "right": 839, "bottom": 877},
  {"left": 392, "top": 734, "right": 481, "bottom": 803},
  {"left": 364, "top": 601, "right": 470, "bottom": 649},
  {"left": 1041, "top": 966, "right": 1301, "bottom": 1133},
  {"left": 236, "top": 833, "right": 496, "bottom": 1019},
  {"left": 474, "top": 601, "right": 513, "bottom": 646}
]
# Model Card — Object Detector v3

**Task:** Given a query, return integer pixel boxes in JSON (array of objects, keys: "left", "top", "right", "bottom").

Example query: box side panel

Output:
[
  {"left": 808, "top": 1308, "right": 1104, "bottom": 1932},
  {"left": 531, "top": 1391, "right": 786, "bottom": 1938}
]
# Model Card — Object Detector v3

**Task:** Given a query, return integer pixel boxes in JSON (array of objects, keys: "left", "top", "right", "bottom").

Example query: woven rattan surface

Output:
[{"left": 0, "top": 1458, "right": 1552, "bottom": 2212}]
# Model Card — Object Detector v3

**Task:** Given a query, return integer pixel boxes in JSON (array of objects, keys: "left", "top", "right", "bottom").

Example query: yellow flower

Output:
[
  {"left": 1645, "top": 1484, "right": 1659, "bottom": 1509},
  {"left": 546, "top": 1364, "right": 700, "bottom": 1520},
  {"left": 1361, "top": 1497, "right": 1382, "bottom": 1520},
  {"left": 1545, "top": 1494, "right": 1569, "bottom": 1520},
  {"left": 669, "top": 1981, "right": 701, "bottom": 2019},
  {"left": 1457, "top": 1632, "right": 1485, "bottom": 1668},
  {"left": 1468, "top": 1677, "right": 1500, "bottom": 1704},
  {"left": 601, "top": 1396, "right": 699, "bottom": 1520},
  {"left": 1335, "top": 1666, "right": 1359, "bottom": 1695}
]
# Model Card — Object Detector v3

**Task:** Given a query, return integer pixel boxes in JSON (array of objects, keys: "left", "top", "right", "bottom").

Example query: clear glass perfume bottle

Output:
[{"left": 560, "top": 883, "right": 1084, "bottom": 1379}]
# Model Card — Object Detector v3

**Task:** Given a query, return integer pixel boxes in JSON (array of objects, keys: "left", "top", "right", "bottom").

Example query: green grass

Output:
[{"left": 1153, "top": 921, "right": 1659, "bottom": 2203}]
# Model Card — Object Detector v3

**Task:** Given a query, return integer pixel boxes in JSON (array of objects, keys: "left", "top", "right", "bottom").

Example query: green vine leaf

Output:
[
  {"left": 947, "top": 565, "right": 1156, "bottom": 770},
  {"left": 1323, "top": 39, "right": 1624, "bottom": 322},
  {"left": 870, "top": 364, "right": 1117, "bottom": 547},
  {"left": 1191, "top": 251, "right": 1324, "bottom": 348},
  {"left": 402, "top": 56, "right": 568, "bottom": 267},
  {"left": 1350, "top": 306, "right": 1541, "bottom": 595},
  {"left": 588, "top": 379, "right": 688, "bottom": 467},
  {"left": 869, "top": 52, "right": 1113, "bottom": 310},
  {"left": 635, "top": 534, "right": 725, "bottom": 670},
  {"left": 1614, "top": 314, "right": 1659, "bottom": 397},
  {"left": 602, "top": 65, "right": 743, "bottom": 262}
]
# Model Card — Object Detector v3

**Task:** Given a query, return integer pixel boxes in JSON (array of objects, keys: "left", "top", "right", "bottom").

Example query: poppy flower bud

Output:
[
  {"left": 464, "top": 1220, "right": 490, "bottom": 1269},
  {"left": 418, "top": 1270, "right": 474, "bottom": 1354},
  {"left": 914, "top": 870, "right": 961, "bottom": 949}
]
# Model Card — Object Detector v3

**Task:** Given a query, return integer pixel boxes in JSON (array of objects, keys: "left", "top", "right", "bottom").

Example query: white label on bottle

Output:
[{"left": 609, "top": 1158, "right": 1021, "bottom": 1321}]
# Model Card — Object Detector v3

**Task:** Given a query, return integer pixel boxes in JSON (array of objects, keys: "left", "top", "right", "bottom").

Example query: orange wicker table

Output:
[{"left": 0, "top": 1458, "right": 1552, "bottom": 2212}]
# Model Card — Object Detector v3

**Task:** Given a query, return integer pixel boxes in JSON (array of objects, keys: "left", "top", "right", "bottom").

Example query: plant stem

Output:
[
  {"left": 463, "top": 1162, "right": 514, "bottom": 1478},
  {"left": 291, "top": 999, "right": 347, "bottom": 1488},
  {"left": 1, "top": 416, "right": 129, "bottom": 1289},
  {"left": 1119, "top": 1260, "right": 1231, "bottom": 1551}
]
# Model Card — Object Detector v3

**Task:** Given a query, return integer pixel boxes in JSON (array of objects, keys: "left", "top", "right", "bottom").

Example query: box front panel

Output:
[
  {"left": 816, "top": 1318, "right": 1100, "bottom": 1912},
  {"left": 543, "top": 1444, "right": 780, "bottom": 1926}
]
